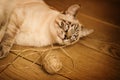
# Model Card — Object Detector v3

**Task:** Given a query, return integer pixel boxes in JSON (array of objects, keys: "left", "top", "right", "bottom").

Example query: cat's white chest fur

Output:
[{"left": 15, "top": 2, "right": 60, "bottom": 47}]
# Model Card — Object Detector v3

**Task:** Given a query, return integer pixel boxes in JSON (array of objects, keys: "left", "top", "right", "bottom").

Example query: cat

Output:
[{"left": 0, "top": 0, "right": 93, "bottom": 59}]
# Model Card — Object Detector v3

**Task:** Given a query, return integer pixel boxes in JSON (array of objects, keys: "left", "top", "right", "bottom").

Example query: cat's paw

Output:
[{"left": 0, "top": 45, "right": 8, "bottom": 59}]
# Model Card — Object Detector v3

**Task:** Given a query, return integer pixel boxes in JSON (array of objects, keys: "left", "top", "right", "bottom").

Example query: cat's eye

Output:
[
  {"left": 60, "top": 21, "right": 64, "bottom": 28},
  {"left": 71, "top": 24, "right": 76, "bottom": 27},
  {"left": 62, "top": 20, "right": 66, "bottom": 23},
  {"left": 65, "top": 21, "right": 71, "bottom": 25},
  {"left": 68, "top": 22, "right": 71, "bottom": 25}
]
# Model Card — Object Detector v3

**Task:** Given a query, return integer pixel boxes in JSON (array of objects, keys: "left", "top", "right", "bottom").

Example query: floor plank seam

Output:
[
  {"left": 6, "top": 53, "right": 71, "bottom": 80},
  {"left": 11, "top": 52, "right": 41, "bottom": 66},
  {"left": 79, "top": 13, "right": 120, "bottom": 29},
  {"left": 0, "top": 54, "right": 19, "bottom": 74},
  {"left": 78, "top": 42, "right": 120, "bottom": 61}
]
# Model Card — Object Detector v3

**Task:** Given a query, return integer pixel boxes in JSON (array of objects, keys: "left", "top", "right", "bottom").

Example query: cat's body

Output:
[
  {"left": 0, "top": 0, "right": 93, "bottom": 59},
  {"left": 0, "top": 0, "right": 60, "bottom": 46},
  {"left": 14, "top": 1, "right": 60, "bottom": 47}
]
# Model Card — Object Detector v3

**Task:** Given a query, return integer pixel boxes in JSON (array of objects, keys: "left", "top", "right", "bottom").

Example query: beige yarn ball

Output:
[{"left": 41, "top": 53, "right": 62, "bottom": 74}]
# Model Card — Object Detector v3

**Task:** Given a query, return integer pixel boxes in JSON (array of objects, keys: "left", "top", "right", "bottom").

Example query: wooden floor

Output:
[{"left": 0, "top": 0, "right": 120, "bottom": 80}]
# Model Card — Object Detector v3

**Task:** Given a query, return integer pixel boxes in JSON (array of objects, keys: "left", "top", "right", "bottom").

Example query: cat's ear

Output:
[{"left": 63, "top": 4, "right": 81, "bottom": 17}]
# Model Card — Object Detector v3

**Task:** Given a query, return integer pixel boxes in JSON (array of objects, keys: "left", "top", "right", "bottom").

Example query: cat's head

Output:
[{"left": 55, "top": 4, "right": 93, "bottom": 45}]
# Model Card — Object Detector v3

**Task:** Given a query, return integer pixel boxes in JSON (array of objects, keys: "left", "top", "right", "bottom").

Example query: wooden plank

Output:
[
  {"left": 60, "top": 44, "right": 120, "bottom": 80},
  {"left": 0, "top": 57, "right": 68, "bottom": 80},
  {"left": 79, "top": 37, "right": 120, "bottom": 60},
  {"left": 77, "top": 13, "right": 120, "bottom": 60},
  {"left": 9, "top": 43, "right": 120, "bottom": 80},
  {"left": 0, "top": 53, "right": 17, "bottom": 73}
]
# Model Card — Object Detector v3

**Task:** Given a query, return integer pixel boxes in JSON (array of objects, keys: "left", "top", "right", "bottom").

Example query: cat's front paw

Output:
[{"left": 0, "top": 45, "right": 9, "bottom": 59}]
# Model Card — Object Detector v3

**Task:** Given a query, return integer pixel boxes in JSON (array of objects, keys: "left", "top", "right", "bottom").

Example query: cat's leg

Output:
[
  {"left": 0, "top": 23, "right": 19, "bottom": 59},
  {"left": 0, "top": 20, "right": 6, "bottom": 42},
  {"left": 0, "top": 10, "right": 20, "bottom": 59}
]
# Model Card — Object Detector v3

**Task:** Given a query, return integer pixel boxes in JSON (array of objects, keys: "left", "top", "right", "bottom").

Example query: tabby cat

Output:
[{"left": 0, "top": 0, "right": 93, "bottom": 59}]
